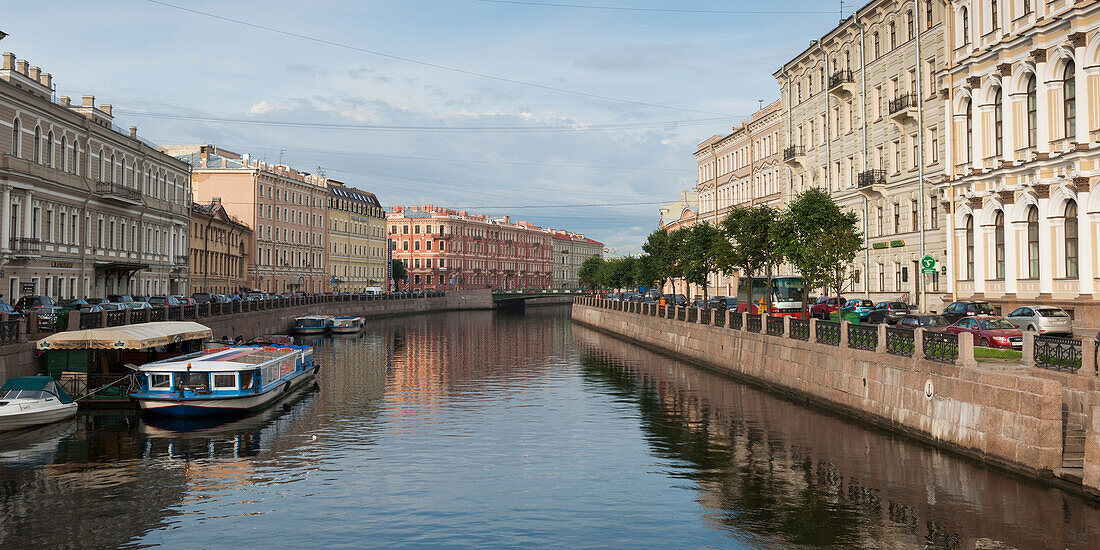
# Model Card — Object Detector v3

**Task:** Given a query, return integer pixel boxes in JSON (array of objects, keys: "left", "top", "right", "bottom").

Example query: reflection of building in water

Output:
[{"left": 572, "top": 324, "right": 1100, "bottom": 550}]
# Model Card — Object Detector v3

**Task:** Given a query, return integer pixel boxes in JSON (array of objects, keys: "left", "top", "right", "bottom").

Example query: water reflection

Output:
[{"left": 573, "top": 323, "right": 1100, "bottom": 549}]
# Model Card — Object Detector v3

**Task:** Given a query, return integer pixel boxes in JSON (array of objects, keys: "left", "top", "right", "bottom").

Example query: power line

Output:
[
  {"left": 475, "top": 0, "right": 836, "bottom": 15},
  {"left": 115, "top": 109, "right": 735, "bottom": 133},
  {"left": 146, "top": 0, "right": 734, "bottom": 117}
]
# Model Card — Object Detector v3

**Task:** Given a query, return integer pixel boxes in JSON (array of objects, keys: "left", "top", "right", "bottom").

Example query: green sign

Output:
[
  {"left": 889, "top": 240, "right": 905, "bottom": 247},
  {"left": 872, "top": 242, "right": 889, "bottom": 249},
  {"left": 920, "top": 255, "right": 937, "bottom": 274}
]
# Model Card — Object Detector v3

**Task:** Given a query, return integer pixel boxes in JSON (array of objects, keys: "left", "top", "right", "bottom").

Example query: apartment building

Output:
[
  {"left": 165, "top": 145, "right": 329, "bottom": 293},
  {"left": 776, "top": 0, "right": 950, "bottom": 308},
  {"left": 550, "top": 230, "right": 603, "bottom": 289},
  {"left": 188, "top": 201, "right": 251, "bottom": 294},
  {"left": 387, "top": 205, "right": 553, "bottom": 291},
  {"left": 0, "top": 52, "right": 191, "bottom": 300},
  {"left": 327, "top": 180, "right": 387, "bottom": 292},
  {"left": 941, "top": 0, "right": 1100, "bottom": 325}
]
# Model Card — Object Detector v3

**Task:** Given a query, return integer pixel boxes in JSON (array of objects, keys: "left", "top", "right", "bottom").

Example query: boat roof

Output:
[
  {"left": 36, "top": 321, "right": 213, "bottom": 350},
  {"left": 137, "top": 345, "right": 305, "bottom": 373},
  {"left": 0, "top": 376, "right": 74, "bottom": 403},
  {"left": 296, "top": 315, "right": 332, "bottom": 320},
  {"left": 332, "top": 316, "right": 362, "bottom": 320}
]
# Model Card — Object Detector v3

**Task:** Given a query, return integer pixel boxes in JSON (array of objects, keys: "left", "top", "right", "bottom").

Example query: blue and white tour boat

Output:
[
  {"left": 329, "top": 316, "right": 365, "bottom": 334},
  {"left": 129, "top": 344, "right": 317, "bottom": 418},
  {"left": 292, "top": 315, "right": 331, "bottom": 335}
]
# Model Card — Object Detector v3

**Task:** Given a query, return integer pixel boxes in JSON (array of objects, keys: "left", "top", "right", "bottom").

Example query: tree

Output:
[
  {"left": 719, "top": 205, "right": 784, "bottom": 313},
  {"left": 676, "top": 223, "right": 726, "bottom": 302},
  {"left": 632, "top": 254, "right": 661, "bottom": 290},
  {"left": 578, "top": 256, "right": 603, "bottom": 291},
  {"left": 391, "top": 259, "right": 408, "bottom": 287},
  {"left": 642, "top": 229, "right": 679, "bottom": 292},
  {"left": 776, "top": 189, "right": 863, "bottom": 317}
]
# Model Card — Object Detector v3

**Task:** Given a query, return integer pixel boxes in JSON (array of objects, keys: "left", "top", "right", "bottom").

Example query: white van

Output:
[{"left": 363, "top": 287, "right": 384, "bottom": 296}]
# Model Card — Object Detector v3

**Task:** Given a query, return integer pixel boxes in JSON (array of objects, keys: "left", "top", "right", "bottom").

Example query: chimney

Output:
[
  {"left": 1, "top": 53, "right": 13, "bottom": 70},
  {"left": 82, "top": 95, "right": 95, "bottom": 108},
  {"left": 59, "top": 96, "right": 70, "bottom": 107},
  {"left": 14, "top": 59, "right": 27, "bottom": 74},
  {"left": 129, "top": 126, "right": 137, "bottom": 138},
  {"left": 27, "top": 66, "right": 39, "bottom": 81},
  {"left": 99, "top": 104, "right": 112, "bottom": 116},
  {"left": 39, "top": 72, "right": 51, "bottom": 88}
]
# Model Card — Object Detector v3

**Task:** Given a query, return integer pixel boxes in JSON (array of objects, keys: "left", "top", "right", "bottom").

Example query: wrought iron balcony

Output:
[
  {"left": 857, "top": 169, "right": 887, "bottom": 188},
  {"left": 888, "top": 93, "right": 916, "bottom": 116},
  {"left": 828, "top": 70, "right": 854, "bottom": 89},
  {"left": 96, "top": 181, "right": 142, "bottom": 204},
  {"left": 783, "top": 146, "right": 805, "bottom": 161},
  {"left": 9, "top": 237, "right": 41, "bottom": 255},
  {"left": 174, "top": 254, "right": 189, "bottom": 265}
]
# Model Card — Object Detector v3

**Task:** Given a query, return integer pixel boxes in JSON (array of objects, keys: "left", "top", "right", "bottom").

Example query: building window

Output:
[
  {"left": 930, "top": 198, "right": 938, "bottom": 229},
  {"left": 994, "top": 88, "right": 1003, "bottom": 157},
  {"left": 1027, "top": 75, "right": 1037, "bottom": 147},
  {"left": 873, "top": 32, "right": 880, "bottom": 59},
  {"left": 965, "top": 215, "right": 974, "bottom": 280},
  {"left": 1064, "top": 60, "right": 1076, "bottom": 139},
  {"left": 10, "top": 118, "right": 19, "bottom": 157},
  {"left": 889, "top": 22, "right": 897, "bottom": 49},
  {"left": 33, "top": 126, "right": 41, "bottom": 163},
  {"left": 45, "top": 131, "right": 53, "bottom": 167},
  {"left": 59, "top": 136, "right": 66, "bottom": 171},
  {"left": 965, "top": 100, "right": 973, "bottom": 162},
  {"left": 1023, "top": 0, "right": 1031, "bottom": 16},
  {"left": 994, "top": 210, "right": 1005, "bottom": 279},
  {"left": 911, "top": 200, "right": 918, "bottom": 232},
  {"left": 960, "top": 6, "right": 969, "bottom": 45},
  {"left": 894, "top": 203, "right": 901, "bottom": 234},
  {"left": 991, "top": 0, "right": 999, "bottom": 31},
  {"left": 1066, "top": 200, "right": 1078, "bottom": 277},
  {"left": 907, "top": 10, "right": 914, "bottom": 39},
  {"left": 926, "top": 1, "right": 934, "bottom": 27},
  {"left": 1027, "top": 205, "right": 1039, "bottom": 278},
  {"left": 930, "top": 127, "right": 939, "bottom": 162}
]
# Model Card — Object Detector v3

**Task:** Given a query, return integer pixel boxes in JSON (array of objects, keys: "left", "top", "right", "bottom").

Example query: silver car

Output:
[{"left": 1006, "top": 305, "right": 1073, "bottom": 336}]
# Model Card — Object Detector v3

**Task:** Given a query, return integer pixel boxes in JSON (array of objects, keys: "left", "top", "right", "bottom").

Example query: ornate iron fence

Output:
[
  {"left": 766, "top": 316, "right": 784, "bottom": 336},
  {"left": 0, "top": 319, "right": 18, "bottom": 345},
  {"left": 1034, "top": 336, "right": 1082, "bottom": 373},
  {"left": 699, "top": 309, "right": 712, "bottom": 324},
  {"left": 106, "top": 311, "right": 126, "bottom": 327},
  {"left": 885, "top": 327, "right": 915, "bottom": 357},
  {"left": 848, "top": 324, "right": 878, "bottom": 351},
  {"left": 677, "top": 308, "right": 686, "bottom": 322},
  {"left": 789, "top": 318, "right": 810, "bottom": 341},
  {"left": 746, "top": 315, "right": 762, "bottom": 333},
  {"left": 714, "top": 310, "right": 725, "bottom": 327},
  {"left": 80, "top": 312, "right": 102, "bottom": 330},
  {"left": 168, "top": 307, "right": 182, "bottom": 321},
  {"left": 923, "top": 332, "right": 959, "bottom": 364},
  {"left": 151, "top": 307, "right": 166, "bottom": 322},
  {"left": 131, "top": 309, "right": 148, "bottom": 324},
  {"left": 687, "top": 308, "right": 698, "bottom": 323},
  {"left": 816, "top": 320, "right": 841, "bottom": 346},
  {"left": 729, "top": 313, "right": 743, "bottom": 331},
  {"left": 198, "top": 303, "right": 210, "bottom": 317}
]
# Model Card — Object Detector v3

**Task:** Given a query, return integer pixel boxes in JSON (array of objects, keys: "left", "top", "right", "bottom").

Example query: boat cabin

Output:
[{"left": 135, "top": 345, "right": 314, "bottom": 398}]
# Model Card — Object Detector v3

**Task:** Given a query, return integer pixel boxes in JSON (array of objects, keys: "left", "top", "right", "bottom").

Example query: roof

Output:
[
  {"left": 328, "top": 184, "right": 382, "bottom": 207},
  {"left": 0, "top": 376, "right": 74, "bottom": 403},
  {"left": 36, "top": 321, "right": 213, "bottom": 350}
]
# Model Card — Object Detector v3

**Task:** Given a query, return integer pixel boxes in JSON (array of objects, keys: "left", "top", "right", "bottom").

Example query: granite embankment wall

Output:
[
  {"left": 0, "top": 290, "right": 493, "bottom": 384},
  {"left": 572, "top": 301, "right": 1100, "bottom": 494}
]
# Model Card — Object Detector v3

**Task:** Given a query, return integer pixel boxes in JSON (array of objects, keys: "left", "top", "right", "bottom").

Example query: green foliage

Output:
[
  {"left": 391, "top": 259, "right": 408, "bottom": 283},
  {"left": 579, "top": 256, "right": 603, "bottom": 291},
  {"left": 642, "top": 229, "right": 679, "bottom": 289},
  {"left": 776, "top": 189, "right": 863, "bottom": 315},
  {"left": 633, "top": 254, "right": 661, "bottom": 289},
  {"left": 675, "top": 223, "right": 727, "bottom": 301},
  {"left": 718, "top": 205, "right": 784, "bottom": 312}
]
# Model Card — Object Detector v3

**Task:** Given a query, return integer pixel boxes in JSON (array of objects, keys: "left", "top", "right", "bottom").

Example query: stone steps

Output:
[{"left": 1061, "top": 424, "right": 1087, "bottom": 471}]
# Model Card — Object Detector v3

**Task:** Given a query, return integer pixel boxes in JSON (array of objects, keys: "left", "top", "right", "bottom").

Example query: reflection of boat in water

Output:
[
  {"left": 0, "top": 376, "right": 78, "bottom": 432},
  {"left": 139, "top": 380, "right": 317, "bottom": 436},
  {"left": 0, "top": 419, "right": 78, "bottom": 467}
]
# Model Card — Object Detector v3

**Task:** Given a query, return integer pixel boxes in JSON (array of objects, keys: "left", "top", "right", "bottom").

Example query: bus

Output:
[{"left": 736, "top": 276, "right": 807, "bottom": 317}]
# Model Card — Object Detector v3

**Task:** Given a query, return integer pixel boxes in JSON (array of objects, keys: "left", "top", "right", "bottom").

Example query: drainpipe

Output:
[
  {"left": 781, "top": 68, "right": 793, "bottom": 204},
  {"left": 854, "top": 18, "right": 870, "bottom": 299},
  {"left": 914, "top": 0, "right": 927, "bottom": 312},
  {"left": 814, "top": 40, "right": 832, "bottom": 194}
]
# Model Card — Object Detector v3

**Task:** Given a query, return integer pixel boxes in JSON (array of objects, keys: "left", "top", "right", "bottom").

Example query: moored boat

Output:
[
  {"left": 129, "top": 344, "right": 318, "bottom": 418},
  {"left": 329, "top": 316, "right": 365, "bottom": 334},
  {"left": 0, "top": 376, "right": 79, "bottom": 432},
  {"left": 292, "top": 315, "right": 330, "bottom": 335}
]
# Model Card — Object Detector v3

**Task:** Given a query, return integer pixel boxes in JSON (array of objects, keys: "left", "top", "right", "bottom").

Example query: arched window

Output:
[
  {"left": 961, "top": 6, "right": 970, "bottom": 45},
  {"left": 1027, "top": 205, "right": 1039, "bottom": 278},
  {"left": 994, "top": 210, "right": 1005, "bottom": 279},
  {"left": 98, "top": 148, "right": 105, "bottom": 181},
  {"left": 1064, "top": 60, "right": 1076, "bottom": 138},
  {"left": 1027, "top": 75, "right": 1037, "bottom": 146},
  {"left": 965, "top": 215, "right": 975, "bottom": 279},
  {"left": 926, "top": 1, "right": 934, "bottom": 27},
  {"left": 33, "top": 126, "right": 41, "bottom": 163},
  {"left": 110, "top": 154, "right": 116, "bottom": 183},
  {"left": 1065, "top": 200, "right": 1078, "bottom": 277},
  {"left": 10, "top": 118, "right": 19, "bottom": 157},
  {"left": 965, "top": 100, "right": 973, "bottom": 161},
  {"left": 994, "top": 88, "right": 1003, "bottom": 156},
  {"left": 907, "top": 11, "right": 914, "bottom": 39},
  {"left": 45, "top": 131, "right": 53, "bottom": 167},
  {"left": 890, "top": 22, "right": 897, "bottom": 49},
  {"left": 873, "top": 32, "right": 880, "bottom": 58},
  {"left": 991, "top": 0, "right": 999, "bottom": 31},
  {"left": 59, "top": 136, "right": 66, "bottom": 172}
]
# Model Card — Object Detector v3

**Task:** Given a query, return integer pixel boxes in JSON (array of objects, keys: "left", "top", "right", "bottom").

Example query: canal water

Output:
[{"left": 1, "top": 305, "right": 1098, "bottom": 549}]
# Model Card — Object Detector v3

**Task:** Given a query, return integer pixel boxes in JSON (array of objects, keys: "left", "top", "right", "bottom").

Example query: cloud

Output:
[
  {"left": 248, "top": 100, "right": 290, "bottom": 115},
  {"left": 286, "top": 64, "right": 327, "bottom": 77},
  {"left": 573, "top": 43, "right": 697, "bottom": 73}
]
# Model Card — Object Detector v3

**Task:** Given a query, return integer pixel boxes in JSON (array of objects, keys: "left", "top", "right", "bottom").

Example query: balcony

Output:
[
  {"left": 174, "top": 254, "right": 189, "bottom": 265},
  {"left": 96, "top": 181, "right": 142, "bottom": 205},
  {"left": 856, "top": 170, "right": 886, "bottom": 198},
  {"left": 828, "top": 70, "right": 855, "bottom": 99},
  {"left": 888, "top": 93, "right": 918, "bottom": 130},
  {"left": 782, "top": 145, "right": 806, "bottom": 169},
  {"left": 9, "top": 237, "right": 41, "bottom": 258}
]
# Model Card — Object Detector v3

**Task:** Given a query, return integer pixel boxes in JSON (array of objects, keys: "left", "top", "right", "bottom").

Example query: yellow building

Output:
[
  {"left": 327, "top": 180, "right": 387, "bottom": 291},
  {"left": 188, "top": 201, "right": 251, "bottom": 294}
]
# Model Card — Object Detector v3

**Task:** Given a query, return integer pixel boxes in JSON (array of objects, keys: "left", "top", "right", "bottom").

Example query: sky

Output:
[{"left": 2, "top": 0, "right": 847, "bottom": 254}]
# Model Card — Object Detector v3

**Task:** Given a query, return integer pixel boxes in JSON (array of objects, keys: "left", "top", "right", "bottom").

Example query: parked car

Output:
[
  {"left": 661, "top": 294, "right": 687, "bottom": 307},
  {"left": 895, "top": 314, "right": 951, "bottom": 331},
  {"left": 941, "top": 301, "right": 996, "bottom": 324},
  {"left": 173, "top": 296, "right": 196, "bottom": 306},
  {"left": 14, "top": 295, "right": 56, "bottom": 314},
  {"left": 944, "top": 316, "right": 1023, "bottom": 349},
  {"left": 707, "top": 296, "right": 738, "bottom": 311},
  {"left": 867, "top": 301, "right": 911, "bottom": 325},
  {"left": 841, "top": 299, "right": 875, "bottom": 320},
  {"left": 99, "top": 302, "right": 127, "bottom": 312},
  {"left": 810, "top": 296, "right": 847, "bottom": 319},
  {"left": 0, "top": 303, "right": 23, "bottom": 320},
  {"left": 85, "top": 298, "right": 111, "bottom": 306},
  {"left": 1005, "top": 306, "right": 1073, "bottom": 336},
  {"left": 148, "top": 295, "right": 181, "bottom": 307},
  {"left": 106, "top": 294, "right": 134, "bottom": 304},
  {"left": 58, "top": 299, "right": 102, "bottom": 315},
  {"left": 125, "top": 301, "right": 152, "bottom": 310},
  {"left": 190, "top": 292, "right": 215, "bottom": 304}
]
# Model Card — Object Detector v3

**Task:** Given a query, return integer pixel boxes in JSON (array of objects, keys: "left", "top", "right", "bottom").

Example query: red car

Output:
[
  {"left": 944, "top": 315, "right": 1023, "bottom": 349},
  {"left": 810, "top": 296, "right": 846, "bottom": 319}
]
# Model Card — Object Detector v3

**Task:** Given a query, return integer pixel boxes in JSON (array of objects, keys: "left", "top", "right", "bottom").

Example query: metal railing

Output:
[
  {"left": 130, "top": 309, "right": 147, "bottom": 324},
  {"left": 923, "top": 332, "right": 959, "bottom": 364},
  {"left": 747, "top": 315, "right": 762, "bottom": 333},
  {"left": 150, "top": 307, "right": 166, "bottom": 322},
  {"left": 766, "top": 316, "right": 784, "bottom": 336},
  {"left": 783, "top": 145, "right": 805, "bottom": 161},
  {"left": 848, "top": 324, "right": 878, "bottom": 351},
  {"left": 677, "top": 308, "right": 686, "bottom": 322},
  {"left": 729, "top": 313, "right": 743, "bottom": 331},
  {"left": 789, "top": 318, "right": 810, "bottom": 341},
  {"left": 816, "top": 320, "right": 841, "bottom": 346},
  {"left": 828, "top": 69, "right": 854, "bottom": 88},
  {"left": 106, "top": 311, "right": 126, "bottom": 327},
  {"left": 79, "top": 312, "right": 102, "bottom": 329},
  {"left": 96, "top": 181, "right": 141, "bottom": 201},
  {"left": 885, "top": 327, "right": 915, "bottom": 357},
  {"left": 9, "top": 237, "right": 42, "bottom": 253},
  {"left": 687, "top": 308, "right": 698, "bottom": 323},
  {"left": 1034, "top": 336, "right": 1082, "bottom": 373},
  {"left": 858, "top": 169, "right": 887, "bottom": 188},
  {"left": 183, "top": 305, "right": 197, "bottom": 319},
  {"left": 699, "top": 309, "right": 711, "bottom": 325},
  {"left": 889, "top": 93, "right": 915, "bottom": 115},
  {"left": 0, "top": 320, "right": 18, "bottom": 345},
  {"left": 714, "top": 310, "right": 725, "bottom": 327}
]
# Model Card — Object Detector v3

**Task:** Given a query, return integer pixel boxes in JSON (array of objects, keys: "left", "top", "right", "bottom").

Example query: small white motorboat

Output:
[
  {"left": 0, "top": 376, "right": 79, "bottom": 432},
  {"left": 292, "top": 315, "right": 331, "bottom": 335},
  {"left": 329, "top": 316, "right": 365, "bottom": 334}
]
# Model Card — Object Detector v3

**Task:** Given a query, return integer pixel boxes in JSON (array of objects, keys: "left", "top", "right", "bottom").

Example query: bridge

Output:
[{"left": 491, "top": 289, "right": 588, "bottom": 309}]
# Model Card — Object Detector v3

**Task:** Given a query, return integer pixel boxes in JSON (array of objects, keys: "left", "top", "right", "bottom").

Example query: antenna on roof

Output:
[
  {"left": 839, "top": 0, "right": 845, "bottom": 21},
  {"left": 279, "top": 148, "right": 286, "bottom": 164},
  {"left": 316, "top": 166, "right": 326, "bottom": 177}
]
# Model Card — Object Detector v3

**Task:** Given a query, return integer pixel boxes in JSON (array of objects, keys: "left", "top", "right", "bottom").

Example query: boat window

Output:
[
  {"left": 239, "top": 370, "right": 256, "bottom": 390},
  {"left": 0, "top": 389, "right": 47, "bottom": 399},
  {"left": 149, "top": 373, "right": 171, "bottom": 390},
  {"left": 213, "top": 373, "right": 237, "bottom": 389},
  {"left": 176, "top": 372, "right": 208, "bottom": 388}
]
